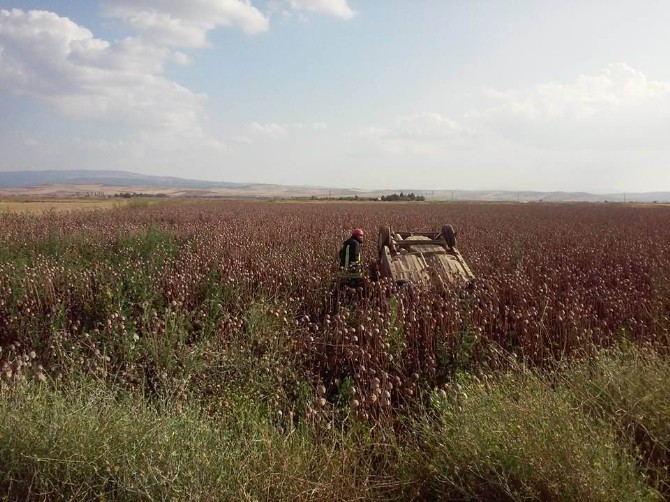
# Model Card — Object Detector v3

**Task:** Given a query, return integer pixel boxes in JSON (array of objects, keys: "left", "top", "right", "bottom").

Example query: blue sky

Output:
[{"left": 1, "top": 1, "right": 669, "bottom": 192}]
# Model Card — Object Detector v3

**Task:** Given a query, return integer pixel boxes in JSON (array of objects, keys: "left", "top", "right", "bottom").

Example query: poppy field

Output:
[{"left": 0, "top": 200, "right": 668, "bottom": 500}]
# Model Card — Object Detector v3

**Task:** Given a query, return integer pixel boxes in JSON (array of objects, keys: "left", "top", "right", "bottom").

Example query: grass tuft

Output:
[{"left": 402, "top": 367, "right": 660, "bottom": 501}]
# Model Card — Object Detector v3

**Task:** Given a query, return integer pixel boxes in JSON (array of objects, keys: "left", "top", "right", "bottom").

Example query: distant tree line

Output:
[
  {"left": 381, "top": 192, "right": 425, "bottom": 201},
  {"left": 333, "top": 195, "right": 377, "bottom": 201},
  {"left": 301, "top": 195, "right": 378, "bottom": 201},
  {"left": 73, "top": 191, "right": 106, "bottom": 198},
  {"left": 114, "top": 192, "right": 168, "bottom": 198}
]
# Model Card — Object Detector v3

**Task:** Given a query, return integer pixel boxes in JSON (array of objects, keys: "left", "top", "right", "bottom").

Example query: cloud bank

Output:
[
  {"left": 0, "top": 8, "right": 205, "bottom": 132},
  {"left": 248, "top": 121, "right": 328, "bottom": 139},
  {"left": 288, "top": 0, "right": 355, "bottom": 19},
  {"left": 103, "top": 0, "right": 270, "bottom": 47},
  {"left": 357, "top": 112, "right": 475, "bottom": 155},
  {"left": 478, "top": 64, "right": 670, "bottom": 149},
  {"left": 0, "top": 3, "right": 354, "bottom": 135}
]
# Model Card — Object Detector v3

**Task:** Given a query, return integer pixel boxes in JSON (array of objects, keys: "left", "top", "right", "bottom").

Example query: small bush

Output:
[
  {"left": 564, "top": 345, "right": 670, "bottom": 495},
  {"left": 0, "top": 381, "right": 385, "bottom": 501},
  {"left": 402, "top": 370, "right": 657, "bottom": 501}
]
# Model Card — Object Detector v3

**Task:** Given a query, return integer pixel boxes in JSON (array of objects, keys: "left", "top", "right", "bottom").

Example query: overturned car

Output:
[{"left": 376, "top": 225, "right": 474, "bottom": 287}]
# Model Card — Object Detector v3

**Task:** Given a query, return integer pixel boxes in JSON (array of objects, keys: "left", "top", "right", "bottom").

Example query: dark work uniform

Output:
[
  {"left": 339, "top": 237, "right": 361, "bottom": 267},
  {"left": 338, "top": 237, "right": 363, "bottom": 288}
]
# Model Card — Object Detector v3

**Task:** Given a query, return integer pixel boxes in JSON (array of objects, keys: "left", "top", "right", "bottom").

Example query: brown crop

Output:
[{"left": 0, "top": 201, "right": 668, "bottom": 422}]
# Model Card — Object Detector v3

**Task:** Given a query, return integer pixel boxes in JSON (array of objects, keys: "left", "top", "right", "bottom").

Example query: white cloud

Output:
[
  {"left": 392, "top": 113, "right": 473, "bottom": 140},
  {"left": 248, "top": 121, "right": 328, "bottom": 139},
  {"left": 232, "top": 135, "right": 254, "bottom": 145},
  {"left": 103, "top": 0, "right": 269, "bottom": 47},
  {"left": 249, "top": 121, "right": 289, "bottom": 138},
  {"left": 265, "top": 0, "right": 356, "bottom": 21},
  {"left": 170, "top": 51, "right": 192, "bottom": 65},
  {"left": 0, "top": 7, "right": 217, "bottom": 142},
  {"left": 477, "top": 64, "right": 670, "bottom": 149},
  {"left": 356, "top": 112, "right": 476, "bottom": 155},
  {"left": 289, "top": 0, "right": 355, "bottom": 19},
  {"left": 483, "top": 64, "right": 670, "bottom": 121}
]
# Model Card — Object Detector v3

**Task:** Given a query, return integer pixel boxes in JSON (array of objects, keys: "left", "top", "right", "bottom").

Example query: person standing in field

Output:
[{"left": 338, "top": 228, "right": 365, "bottom": 288}]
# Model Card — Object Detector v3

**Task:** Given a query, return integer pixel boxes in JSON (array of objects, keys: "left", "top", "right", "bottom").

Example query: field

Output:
[
  {"left": 0, "top": 197, "right": 125, "bottom": 213},
  {"left": 0, "top": 200, "right": 668, "bottom": 500}
]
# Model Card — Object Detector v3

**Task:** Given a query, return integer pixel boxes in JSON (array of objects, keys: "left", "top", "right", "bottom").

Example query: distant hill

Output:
[
  {"left": 0, "top": 170, "right": 668, "bottom": 202},
  {"left": 417, "top": 190, "right": 670, "bottom": 203},
  {"left": 0, "top": 170, "right": 249, "bottom": 189}
]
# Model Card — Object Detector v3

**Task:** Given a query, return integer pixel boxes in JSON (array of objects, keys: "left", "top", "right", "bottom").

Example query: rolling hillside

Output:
[{"left": 0, "top": 170, "right": 668, "bottom": 202}]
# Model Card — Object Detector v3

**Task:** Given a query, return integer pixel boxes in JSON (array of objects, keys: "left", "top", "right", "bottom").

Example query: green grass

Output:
[
  {"left": 403, "top": 370, "right": 657, "bottom": 501},
  {"left": 564, "top": 345, "right": 670, "bottom": 496},
  {"left": 0, "top": 380, "right": 385, "bottom": 501},
  {"left": 1, "top": 345, "right": 667, "bottom": 500}
]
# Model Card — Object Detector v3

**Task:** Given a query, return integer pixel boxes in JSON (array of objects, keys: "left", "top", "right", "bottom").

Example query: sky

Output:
[{"left": 1, "top": 1, "right": 669, "bottom": 193}]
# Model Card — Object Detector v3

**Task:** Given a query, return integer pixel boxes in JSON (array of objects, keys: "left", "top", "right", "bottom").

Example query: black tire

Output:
[
  {"left": 441, "top": 224, "right": 457, "bottom": 249},
  {"left": 378, "top": 226, "right": 392, "bottom": 254}
]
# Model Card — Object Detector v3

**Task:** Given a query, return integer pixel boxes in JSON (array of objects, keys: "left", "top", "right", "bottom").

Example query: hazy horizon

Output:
[
  {"left": 2, "top": 169, "right": 669, "bottom": 198},
  {"left": 1, "top": 1, "right": 669, "bottom": 193}
]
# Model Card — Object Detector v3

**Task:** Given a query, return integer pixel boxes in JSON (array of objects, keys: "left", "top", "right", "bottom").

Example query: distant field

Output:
[
  {"left": 0, "top": 182, "right": 346, "bottom": 199},
  {"left": 0, "top": 198, "right": 126, "bottom": 213}
]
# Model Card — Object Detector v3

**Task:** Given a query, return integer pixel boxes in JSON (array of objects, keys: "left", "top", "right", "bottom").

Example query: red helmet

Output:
[{"left": 352, "top": 228, "right": 365, "bottom": 239}]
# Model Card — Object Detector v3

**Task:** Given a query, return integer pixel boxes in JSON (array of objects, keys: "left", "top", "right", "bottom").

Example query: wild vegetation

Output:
[
  {"left": 380, "top": 192, "right": 426, "bottom": 201},
  {"left": 0, "top": 201, "right": 668, "bottom": 500},
  {"left": 0, "top": 198, "right": 123, "bottom": 213}
]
